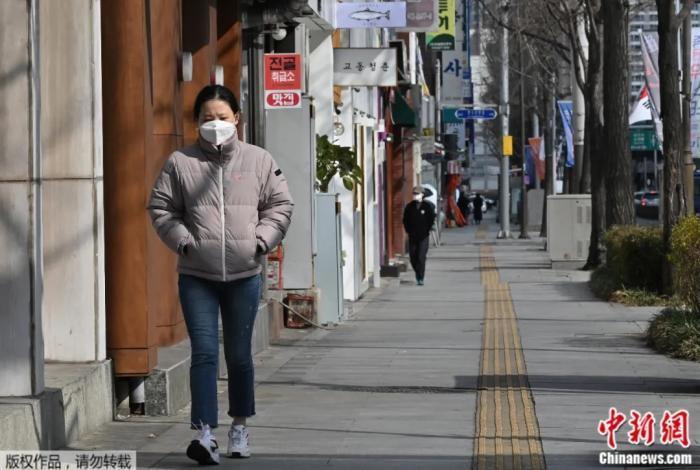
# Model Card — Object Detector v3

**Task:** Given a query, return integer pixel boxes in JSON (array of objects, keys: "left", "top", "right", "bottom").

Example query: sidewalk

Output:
[{"left": 68, "top": 216, "right": 700, "bottom": 469}]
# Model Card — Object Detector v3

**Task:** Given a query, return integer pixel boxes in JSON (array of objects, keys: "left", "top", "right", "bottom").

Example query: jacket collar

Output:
[{"left": 197, "top": 135, "right": 240, "bottom": 164}]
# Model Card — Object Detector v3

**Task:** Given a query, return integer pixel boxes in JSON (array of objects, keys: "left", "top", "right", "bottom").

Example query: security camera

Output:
[{"left": 272, "top": 27, "right": 287, "bottom": 41}]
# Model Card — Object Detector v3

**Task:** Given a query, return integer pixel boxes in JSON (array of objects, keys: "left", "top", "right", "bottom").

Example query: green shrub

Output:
[
  {"left": 669, "top": 216, "right": 700, "bottom": 313},
  {"left": 604, "top": 225, "right": 664, "bottom": 294},
  {"left": 647, "top": 308, "right": 700, "bottom": 362}
]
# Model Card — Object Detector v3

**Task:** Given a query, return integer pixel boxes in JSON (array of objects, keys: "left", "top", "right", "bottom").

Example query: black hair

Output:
[{"left": 193, "top": 85, "right": 240, "bottom": 121}]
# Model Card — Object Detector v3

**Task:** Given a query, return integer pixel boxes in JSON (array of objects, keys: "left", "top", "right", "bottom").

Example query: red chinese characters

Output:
[
  {"left": 598, "top": 407, "right": 627, "bottom": 450},
  {"left": 660, "top": 409, "right": 690, "bottom": 448},
  {"left": 627, "top": 410, "right": 655, "bottom": 446},
  {"left": 598, "top": 408, "right": 691, "bottom": 449}
]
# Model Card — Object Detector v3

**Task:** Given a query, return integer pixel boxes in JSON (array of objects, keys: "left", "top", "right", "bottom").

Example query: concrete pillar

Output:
[
  {"left": 0, "top": 0, "right": 44, "bottom": 395},
  {"left": 39, "top": 0, "right": 106, "bottom": 362}
]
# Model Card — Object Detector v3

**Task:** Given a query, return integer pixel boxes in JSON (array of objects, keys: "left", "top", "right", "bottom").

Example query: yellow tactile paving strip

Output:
[
  {"left": 475, "top": 225, "right": 488, "bottom": 240},
  {"left": 474, "top": 245, "right": 545, "bottom": 470}
]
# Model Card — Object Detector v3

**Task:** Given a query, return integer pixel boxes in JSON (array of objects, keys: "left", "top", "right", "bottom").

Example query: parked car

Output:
[{"left": 634, "top": 190, "right": 659, "bottom": 219}]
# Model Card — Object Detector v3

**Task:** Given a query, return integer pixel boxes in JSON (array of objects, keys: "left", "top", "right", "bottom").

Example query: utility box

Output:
[
  {"left": 314, "top": 193, "right": 344, "bottom": 325},
  {"left": 547, "top": 195, "right": 591, "bottom": 263}
]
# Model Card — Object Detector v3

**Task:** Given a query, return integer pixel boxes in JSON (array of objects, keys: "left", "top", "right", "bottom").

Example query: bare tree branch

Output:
[
  {"left": 672, "top": 0, "right": 694, "bottom": 30},
  {"left": 476, "top": 0, "right": 571, "bottom": 56}
]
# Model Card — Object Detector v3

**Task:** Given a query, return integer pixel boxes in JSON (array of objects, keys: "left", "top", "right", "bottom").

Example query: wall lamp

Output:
[{"left": 261, "top": 24, "right": 287, "bottom": 41}]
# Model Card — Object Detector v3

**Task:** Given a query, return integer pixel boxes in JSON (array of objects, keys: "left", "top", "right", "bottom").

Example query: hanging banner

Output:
[
  {"left": 558, "top": 100, "right": 574, "bottom": 168},
  {"left": 397, "top": 0, "right": 439, "bottom": 32},
  {"left": 525, "top": 145, "right": 534, "bottom": 186},
  {"left": 427, "top": 0, "right": 455, "bottom": 50},
  {"left": 336, "top": 2, "right": 407, "bottom": 28},
  {"left": 333, "top": 48, "right": 398, "bottom": 86},
  {"left": 528, "top": 137, "right": 545, "bottom": 182},
  {"left": 440, "top": 51, "right": 466, "bottom": 105},
  {"left": 690, "top": 28, "right": 700, "bottom": 157}
]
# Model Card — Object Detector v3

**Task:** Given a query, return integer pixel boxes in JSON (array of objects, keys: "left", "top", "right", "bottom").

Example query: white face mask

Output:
[
  {"left": 413, "top": 194, "right": 423, "bottom": 202},
  {"left": 199, "top": 120, "right": 236, "bottom": 146}
]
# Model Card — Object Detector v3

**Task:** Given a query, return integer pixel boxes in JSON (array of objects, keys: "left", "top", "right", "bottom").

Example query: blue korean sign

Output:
[{"left": 454, "top": 108, "right": 497, "bottom": 120}]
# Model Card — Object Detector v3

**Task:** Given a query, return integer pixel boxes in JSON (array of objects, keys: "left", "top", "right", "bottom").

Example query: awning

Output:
[{"left": 391, "top": 93, "right": 417, "bottom": 128}]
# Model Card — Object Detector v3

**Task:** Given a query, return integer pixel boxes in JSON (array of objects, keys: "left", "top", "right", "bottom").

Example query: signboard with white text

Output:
[
  {"left": 441, "top": 51, "right": 466, "bottom": 105},
  {"left": 427, "top": 0, "right": 455, "bottom": 50},
  {"left": 397, "top": 0, "right": 438, "bottom": 31},
  {"left": 264, "top": 53, "right": 302, "bottom": 109},
  {"left": 333, "top": 48, "right": 397, "bottom": 86}
]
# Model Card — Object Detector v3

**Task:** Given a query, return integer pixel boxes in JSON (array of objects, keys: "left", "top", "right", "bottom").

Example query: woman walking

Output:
[{"left": 148, "top": 85, "right": 293, "bottom": 464}]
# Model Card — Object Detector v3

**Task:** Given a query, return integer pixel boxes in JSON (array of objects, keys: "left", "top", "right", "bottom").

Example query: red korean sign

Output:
[
  {"left": 265, "top": 91, "right": 301, "bottom": 108},
  {"left": 264, "top": 53, "right": 302, "bottom": 108}
]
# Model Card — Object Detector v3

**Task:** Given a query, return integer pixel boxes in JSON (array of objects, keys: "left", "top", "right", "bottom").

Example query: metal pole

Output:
[
  {"left": 682, "top": 9, "right": 694, "bottom": 215},
  {"left": 409, "top": 32, "right": 417, "bottom": 85},
  {"left": 532, "top": 83, "right": 540, "bottom": 189},
  {"left": 498, "top": 3, "right": 510, "bottom": 239},
  {"left": 572, "top": 17, "right": 587, "bottom": 194},
  {"left": 549, "top": 77, "right": 556, "bottom": 196},
  {"left": 436, "top": 58, "right": 442, "bottom": 142},
  {"left": 519, "top": 29, "right": 529, "bottom": 239}
]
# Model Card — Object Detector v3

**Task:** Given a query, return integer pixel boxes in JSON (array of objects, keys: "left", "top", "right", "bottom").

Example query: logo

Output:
[{"left": 598, "top": 408, "right": 690, "bottom": 449}]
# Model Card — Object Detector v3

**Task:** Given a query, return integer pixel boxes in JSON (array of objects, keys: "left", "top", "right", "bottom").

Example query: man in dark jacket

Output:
[{"left": 403, "top": 186, "right": 436, "bottom": 285}]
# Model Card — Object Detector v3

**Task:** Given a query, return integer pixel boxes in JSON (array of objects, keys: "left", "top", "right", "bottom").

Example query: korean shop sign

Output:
[
  {"left": 264, "top": 53, "right": 302, "bottom": 109},
  {"left": 397, "top": 0, "right": 438, "bottom": 32},
  {"left": 333, "top": 48, "right": 397, "bottom": 87},
  {"left": 427, "top": 0, "right": 455, "bottom": 50},
  {"left": 440, "top": 50, "right": 466, "bottom": 105},
  {"left": 336, "top": 2, "right": 407, "bottom": 28}
]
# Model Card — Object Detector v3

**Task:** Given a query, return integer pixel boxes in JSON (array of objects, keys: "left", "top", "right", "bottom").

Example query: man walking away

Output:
[
  {"left": 473, "top": 193, "right": 484, "bottom": 225},
  {"left": 403, "top": 186, "right": 436, "bottom": 286},
  {"left": 457, "top": 187, "right": 471, "bottom": 223}
]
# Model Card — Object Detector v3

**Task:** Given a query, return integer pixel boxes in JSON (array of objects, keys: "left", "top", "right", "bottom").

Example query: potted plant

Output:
[{"left": 316, "top": 134, "right": 363, "bottom": 192}]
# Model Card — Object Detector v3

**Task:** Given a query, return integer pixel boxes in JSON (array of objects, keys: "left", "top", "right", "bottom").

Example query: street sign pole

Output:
[{"left": 498, "top": 5, "right": 510, "bottom": 239}]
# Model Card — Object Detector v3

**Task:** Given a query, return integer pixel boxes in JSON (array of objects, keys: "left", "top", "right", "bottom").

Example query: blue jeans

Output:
[{"left": 178, "top": 273, "right": 262, "bottom": 429}]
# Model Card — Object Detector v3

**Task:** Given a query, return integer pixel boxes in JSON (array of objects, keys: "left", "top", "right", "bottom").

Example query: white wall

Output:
[
  {"left": 40, "top": 0, "right": 105, "bottom": 362},
  {"left": 309, "top": 30, "right": 334, "bottom": 138},
  {"left": 0, "top": 0, "right": 44, "bottom": 395}
]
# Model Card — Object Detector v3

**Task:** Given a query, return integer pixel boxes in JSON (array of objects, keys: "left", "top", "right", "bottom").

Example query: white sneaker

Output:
[
  {"left": 186, "top": 424, "right": 220, "bottom": 465},
  {"left": 227, "top": 424, "right": 251, "bottom": 458}
]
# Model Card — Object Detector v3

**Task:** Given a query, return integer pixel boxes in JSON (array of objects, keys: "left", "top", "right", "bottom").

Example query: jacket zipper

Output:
[{"left": 219, "top": 148, "right": 226, "bottom": 281}]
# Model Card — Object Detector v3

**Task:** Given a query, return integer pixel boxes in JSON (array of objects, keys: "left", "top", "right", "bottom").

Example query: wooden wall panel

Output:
[
  {"left": 217, "top": 1, "right": 242, "bottom": 107},
  {"left": 182, "top": 0, "right": 217, "bottom": 143},
  {"left": 150, "top": 0, "right": 183, "bottom": 136},
  {"left": 148, "top": 0, "right": 186, "bottom": 348},
  {"left": 102, "top": 0, "right": 156, "bottom": 375}
]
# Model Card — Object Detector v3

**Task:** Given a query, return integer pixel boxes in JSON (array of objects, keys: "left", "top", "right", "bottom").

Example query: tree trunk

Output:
[
  {"left": 603, "top": 0, "right": 635, "bottom": 228},
  {"left": 585, "top": 20, "right": 605, "bottom": 269},
  {"left": 657, "top": 0, "right": 687, "bottom": 292}
]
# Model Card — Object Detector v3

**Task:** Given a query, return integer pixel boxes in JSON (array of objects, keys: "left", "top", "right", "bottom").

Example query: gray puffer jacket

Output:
[{"left": 148, "top": 135, "right": 293, "bottom": 282}]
